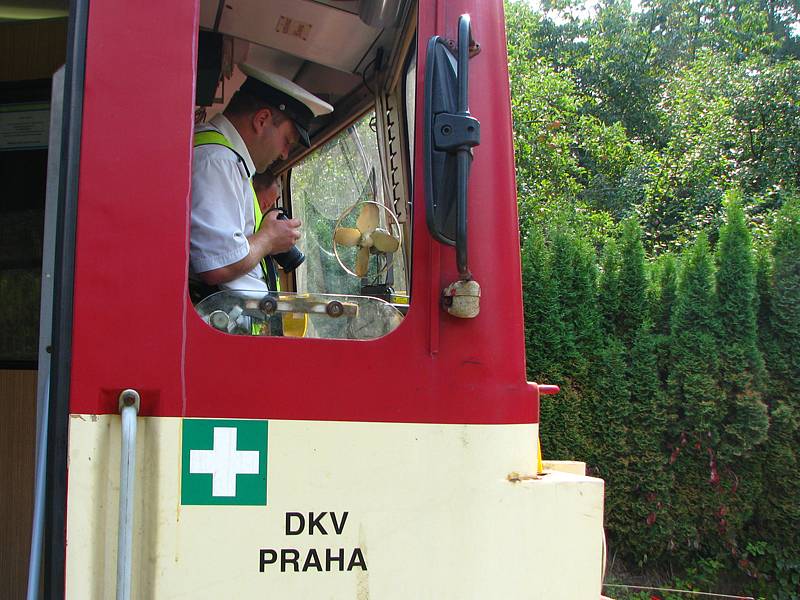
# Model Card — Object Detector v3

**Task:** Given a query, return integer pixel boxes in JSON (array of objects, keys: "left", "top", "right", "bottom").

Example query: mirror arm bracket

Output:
[{"left": 432, "top": 113, "right": 480, "bottom": 152}]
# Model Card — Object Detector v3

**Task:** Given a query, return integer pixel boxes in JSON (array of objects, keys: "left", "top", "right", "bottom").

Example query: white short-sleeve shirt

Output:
[{"left": 190, "top": 114, "right": 267, "bottom": 292}]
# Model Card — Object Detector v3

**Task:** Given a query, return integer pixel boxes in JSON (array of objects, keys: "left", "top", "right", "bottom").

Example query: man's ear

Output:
[{"left": 252, "top": 107, "right": 273, "bottom": 134}]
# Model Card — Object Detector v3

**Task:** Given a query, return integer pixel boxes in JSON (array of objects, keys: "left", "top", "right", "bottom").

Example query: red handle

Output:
[{"left": 538, "top": 384, "right": 560, "bottom": 395}]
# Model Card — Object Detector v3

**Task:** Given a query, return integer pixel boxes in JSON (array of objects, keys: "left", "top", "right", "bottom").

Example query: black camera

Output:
[{"left": 272, "top": 209, "right": 305, "bottom": 273}]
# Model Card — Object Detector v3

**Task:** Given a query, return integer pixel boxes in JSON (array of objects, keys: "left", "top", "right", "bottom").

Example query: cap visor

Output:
[{"left": 295, "top": 123, "right": 311, "bottom": 148}]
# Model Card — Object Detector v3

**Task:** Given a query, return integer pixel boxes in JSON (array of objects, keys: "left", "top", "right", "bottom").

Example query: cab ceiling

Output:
[{"left": 200, "top": 0, "right": 392, "bottom": 77}]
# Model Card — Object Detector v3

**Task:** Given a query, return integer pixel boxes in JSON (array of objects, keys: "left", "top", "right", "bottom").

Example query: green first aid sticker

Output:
[{"left": 181, "top": 419, "right": 268, "bottom": 506}]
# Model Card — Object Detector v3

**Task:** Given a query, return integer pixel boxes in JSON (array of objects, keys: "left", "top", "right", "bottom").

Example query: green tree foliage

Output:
[
  {"left": 506, "top": 0, "right": 800, "bottom": 251},
  {"left": 665, "top": 235, "right": 725, "bottom": 556},
  {"left": 505, "top": 1, "right": 624, "bottom": 244},
  {"left": 505, "top": 3, "right": 583, "bottom": 224},
  {"left": 598, "top": 238, "right": 621, "bottom": 334},
  {"left": 526, "top": 227, "right": 597, "bottom": 461},
  {"left": 586, "top": 336, "right": 632, "bottom": 540},
  {"left": 509, "top": 0, "right": 800, "bottom": 592},
  {"left": 748, "top": 198, "right": 800, "bottom": 596},
  {"left": 650, "top": 254, "right": 678, "bottom": 386},
  {"left": 623, "top": 328, "right": 671, "bottom": 564},
  {"left": 548, "top": 227, "right": 602, "bottom": 377},
  {"left": 715, "top": 195, "right": 769, "bottom": 461},
  {"left": 521, "top": 228, "right": 562, "bottom": 380},
  {"left": 575, "top": 0, "right": 665, "bottom": 144},
  {"left": 706, "top": 196, "right": 769, "bottom": 568},
  {"left": 556, "top": 228, "right": 602, "bottom": 459},
  {"left": 669, "top": 234, "right": 723, "bottom": 438},
  {"left": 594, "top": 232, "right": 634, "bottom": 542},
  {"left": 610, "top": 219, "right": 671, "bottom": 564},
  {"left": 651, "top": 254, "right": 678, "bottom": 335},
  {"left": 755, "top": 248, "right": 778, "bottom": 365},
  {"left": 521, "top": 212, "right": 799, "bottom": 592},
  {"left": 768, "top": 198, "right": 800, "bottom": 399},
  {"left": 618, "top": 219, "right": 649, "bottom": 342}
]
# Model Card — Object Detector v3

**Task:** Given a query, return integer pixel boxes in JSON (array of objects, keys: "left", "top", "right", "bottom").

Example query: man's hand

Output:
[
  {"left": 198, "top": 212, "right": 301, "bottom": 286},
  {"left": 256, "top": 210, "right": 301, "bottom": 255}
]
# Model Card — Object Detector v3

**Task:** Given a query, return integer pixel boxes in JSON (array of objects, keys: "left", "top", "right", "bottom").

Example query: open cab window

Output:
[
  {"left": 192, "top": 1, "right": 416, "bottom": 341},
  {"left": 291, "top": 112, "right": 409, "bottom": 303}
]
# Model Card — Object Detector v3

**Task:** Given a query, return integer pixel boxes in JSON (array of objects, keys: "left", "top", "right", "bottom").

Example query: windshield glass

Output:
[{"left": 290, "top": 111, "right": 409, "bottom": 302}]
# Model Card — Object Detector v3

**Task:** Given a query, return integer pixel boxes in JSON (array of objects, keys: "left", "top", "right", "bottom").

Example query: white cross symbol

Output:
[{"left": 189, "top": 427, "right": 260, "bottom": 497}]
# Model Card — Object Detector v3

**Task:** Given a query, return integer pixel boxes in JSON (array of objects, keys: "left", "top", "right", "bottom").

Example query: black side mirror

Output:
[{"left": 423, "top": 14, "right": 480, "bottom": 279}]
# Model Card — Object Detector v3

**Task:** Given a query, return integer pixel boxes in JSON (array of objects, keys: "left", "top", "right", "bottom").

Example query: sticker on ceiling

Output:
[{"left": 275, "top": 16, "right": 311, "bottom": 41}]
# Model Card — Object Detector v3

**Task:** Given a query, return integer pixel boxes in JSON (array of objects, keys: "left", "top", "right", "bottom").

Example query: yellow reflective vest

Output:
[{"left": 192, "top": 130, "right": 279, "bottom": 291}]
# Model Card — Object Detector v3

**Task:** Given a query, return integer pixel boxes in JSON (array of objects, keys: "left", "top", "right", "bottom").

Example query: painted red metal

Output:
[{"left": 68, "top": 0, "right": 538, "bottom": 425}]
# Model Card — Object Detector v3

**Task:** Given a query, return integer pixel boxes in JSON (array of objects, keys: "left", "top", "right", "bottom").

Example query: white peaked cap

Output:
[{"left": 238, "top": 63, "right": 334, "bottom": 147}]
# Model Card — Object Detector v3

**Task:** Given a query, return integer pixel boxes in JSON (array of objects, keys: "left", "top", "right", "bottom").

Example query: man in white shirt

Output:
[{"left": 190, "top": 64, "right": 333, "bottom": 294}]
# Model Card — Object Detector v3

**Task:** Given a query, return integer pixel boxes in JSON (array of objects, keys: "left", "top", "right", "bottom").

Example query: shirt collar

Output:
[{"left": 208, "top": 113, "right": 257, "bottom": 177}]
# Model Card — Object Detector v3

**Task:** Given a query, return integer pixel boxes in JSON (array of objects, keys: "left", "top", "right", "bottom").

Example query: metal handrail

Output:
[
  {"left": 454, "top": 14, "right": 472, "bottom": 279},
  {"left": 26, "top": 375, "right": 49, "bottom": 600},
  {"left": 116, "top": 389, "right": 140, "bottom": 600}
]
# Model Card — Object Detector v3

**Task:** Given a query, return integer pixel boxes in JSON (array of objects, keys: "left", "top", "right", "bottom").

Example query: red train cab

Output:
[{"left": 2, "top": 1, "right": 605, "bottom": 598}]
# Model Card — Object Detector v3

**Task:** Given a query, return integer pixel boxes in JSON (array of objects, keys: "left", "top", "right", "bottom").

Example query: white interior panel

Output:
[
  {"left": 217, "top": 0, "right": 381, "bottom": 73},
  {"left": 311, "top": 0, "right": 361, "bottom": 14},
  {"left": 245, "top": 45, "right": 304, "bottom": 80},
  {"left": 295, "top": 64, "right": 362, "bottom": 98}
]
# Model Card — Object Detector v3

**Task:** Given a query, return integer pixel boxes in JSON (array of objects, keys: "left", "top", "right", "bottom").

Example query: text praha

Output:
[{"left": 259, "top": 511, "right": 367, "bottom": 573}]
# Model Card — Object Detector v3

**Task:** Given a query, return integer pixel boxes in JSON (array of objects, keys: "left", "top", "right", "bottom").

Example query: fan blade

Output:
[
  {"left": 334, "top": 227, "right": 362, "bottom": 247},
  {"left": 356, "top": 202, "right": 379, "bottom": 233},
  {"left": 355, "top": 246, "right": 370, "bottom": 277},
  {"left": 372, "top": 230, "right": 400, "bottom": 253}
]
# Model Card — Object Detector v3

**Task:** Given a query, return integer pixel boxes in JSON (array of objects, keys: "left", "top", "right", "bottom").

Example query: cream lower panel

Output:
[{"left": 65, "top": 416, "right": 604, "bottom": 600}]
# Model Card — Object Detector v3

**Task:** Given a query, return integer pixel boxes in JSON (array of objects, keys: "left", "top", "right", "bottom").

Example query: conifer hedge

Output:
[{"left": 522, "top": 199, "right": 800, "bottom": 598}]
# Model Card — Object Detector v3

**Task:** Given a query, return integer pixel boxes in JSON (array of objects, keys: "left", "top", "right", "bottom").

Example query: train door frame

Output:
[{"left": 35, "top": 2, "right": 88, "bottom": 596}]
